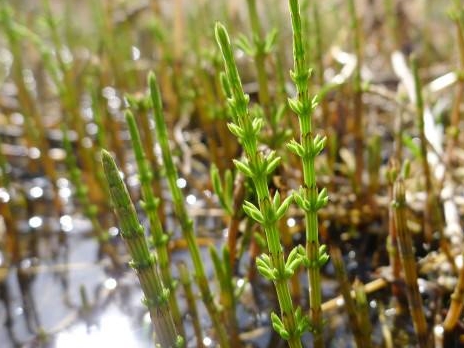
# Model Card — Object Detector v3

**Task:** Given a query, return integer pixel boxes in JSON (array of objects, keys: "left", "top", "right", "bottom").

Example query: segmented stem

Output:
[
  {"left": 215, "top": 22, "right": 303, "bottom": 348},
  {"left": 148, "top": 73, "right": 230, "bottom": 348},
  {"left": 288, "top": 1, "right": 327, "bottom": 346},
  {"left": 393, "top": 180, "right": 432, "bottom": 348},
  {"left": 125, "top": 111, "right": 184, "bottom": 336},
  {"left": 101, "top": 150, "right": 183, "bottom": 348}
]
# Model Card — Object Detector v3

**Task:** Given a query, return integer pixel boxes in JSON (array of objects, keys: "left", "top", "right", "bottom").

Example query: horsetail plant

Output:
[
  {"left": 353, "top": 280, "right": 373, "bottom": 347},
  {"left": 148, "top": 72, "right": 230, "bottom": 348},
  {"left": 62, "top": 128, "right": 121, "bottom": 268},
  {"left": 287, "top": 0, "right": 329, "bottom": 346},
  {"left": 209, "top": 245, "right": 241, "bottom": 348},
  {"left": 393, "top": 179, "right": 432, "bottom": 348},
  {"left": 410, "top": 56, "right": 443, "bottom": 246},
  {"left": 330, "top": 247, "right": 368, "bottom": 348},
  {"left": 1, "top": 4, "right": 63, "bottom": 213},
  {"left": 125, "top": 111, "right": 184, "bottom": 336},
  {"left": 237, "top": 0, "right": 283, "bottom": 145},
  {"left": 215, "top": 22, "right": 307, "bottom": 348},
  {"left": 210, "top": 164, "right": 246, "bottom": 268},
  {"left": 101, "top": 150, "right": 184, "bottom": 348},
  {"left": 177, "top": 262, "right": 204, "bottom": 348},
  {"left": 348, "top": 0, "right": 364, "bottom": 194}
]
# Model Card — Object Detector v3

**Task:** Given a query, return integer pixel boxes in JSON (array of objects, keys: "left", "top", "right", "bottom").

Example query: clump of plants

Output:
[{"left": 2, "top": 0, "right": 464, "bottom": 347}]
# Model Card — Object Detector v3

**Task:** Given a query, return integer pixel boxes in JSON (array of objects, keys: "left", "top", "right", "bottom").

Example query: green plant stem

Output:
[
  {"left": 386, "top": 160, "right": 403, "bottom": 309},
  {"left": 411, "top": 56, "right": 443, "bottom": 246},
  {"left": 215, "top": 22, "right": 304, "bottom": 348},
  {"left": 62, "top": 128, "right": 120, "bottom": 268},
  {"left": 125, "top": 111, "right": 184, "bottom": 336},
  {"left": 148, "top": 72, "right": 229, "bottom": 348},
  {"left": 393, "top": 180, "right": 432, "bottom": 348},
  {"left": 126, "top": 95, "right": 165, "bottom": 224},
  {"left": 348, "top": 0, "right": 364, "bottom": 195},
  {"left": 287, "top": 1, "right": 328, "bottom": 346},
  {"left": 177, "top": 262, "right": 204, "bottom": 348},
  {"left": 353, "top": 280, "right": 373, "bottom": 346},
  {"left": 210, "top": 246, "right": 241, "bottom": 348},
  {"left": 330, "top": 247, "right": 368, "bottom": 348},
  {"left": 1, "top": 5, "right": 62, "bottom": 213},
  {"left": 246, "top": 0, "right": 271, "bottom": 113},
  {"left": 101, "top": 150, "right": 183, "bottom": 348}
]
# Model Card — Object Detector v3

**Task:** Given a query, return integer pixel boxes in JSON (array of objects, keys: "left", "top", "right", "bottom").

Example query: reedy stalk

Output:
[
  {"left": 125, "top": 111, "right": 184, "bottom": 336},
  {"left": 62, "top": 129, "right": 120, "bottom": 268},
  {"left": 287, "top": 1, "right": 329, "bottom": 346},
  {"left": 148, "top": 72, "right": 230, "bottom": 348},
  {"left": 348, "top": 0, "right": 364, "bottom": 194},
  {"left": 411, "top": 56, "right": 433, "bottom": 243},
  {"left": 393, "top": 180, "right": 432, "bottom": 348},
  {"left": 444, "top": 261, "right": 464, "bottom": 332},
  {"left": 215, "top": 22, "right": 305, "bottom": 348},
  {"left": 42, "top": 0, "right": 97, "bottom": 180},
  {"left": 386, "top": 160, "right": 403, "bottom": 308},
  {"left": 353, "top": 280, "right": 373, "bottom": 347},
  {"left": 126, "top": 95, "right": 165, "bottom": 222},
  {"left": 1, "top": 5, "right": 62, "bottom": 213},
  {"left": 330, "top": 247, "right": 368, "bottom": 348},
  {"left": 246, "top": 0, "right": 271, "bottom": 113},
  {"left": 101, "top": 150, "right": 183, "bottom": 348},
  {"left": 0, "top": 142, "right": 19, "bottom": 264},
  {"left": 210, "top": 245, "right": 241, "bottom": 348},
  {"left": 177, "top": 262, "right": 204, "bottom": 348}
]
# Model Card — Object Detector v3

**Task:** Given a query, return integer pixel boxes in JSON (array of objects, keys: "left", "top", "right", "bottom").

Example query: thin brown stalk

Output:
[
  {"left": 330, "top": 247, "right": 369, "bottom": 348},
  {"left": 393, "top": 179, "right": 432, "bottom": 348}
]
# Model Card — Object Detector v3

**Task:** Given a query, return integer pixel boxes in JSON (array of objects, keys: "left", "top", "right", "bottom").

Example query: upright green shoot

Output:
[
  {"left": 125, "top": 111, "right": 184, "bottom": 336},
  {"left": 101, "top": 150, "right": 183, "bottom": 348},
  {"left": 287, "top": 1, "right": 329, "bottom": 346},
  {"left": 148, "top": 72, "right": 230, "bottom": 348},
  {"left": 215, "top": 22, "right": 307, "bottom": 348}
]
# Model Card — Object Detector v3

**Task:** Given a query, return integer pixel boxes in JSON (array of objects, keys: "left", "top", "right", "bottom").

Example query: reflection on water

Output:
[{"left": 55, "top": 307, "right": 147, "bottom": 348}]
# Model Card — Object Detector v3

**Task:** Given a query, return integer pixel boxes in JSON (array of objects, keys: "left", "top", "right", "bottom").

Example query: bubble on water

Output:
[
  {"left": 14, "top": 307, "right": 24, "bottom": 316},
  {"left": 456, "top": 254, "right": 463, "bottom": 269},
  {"left": 11, "top": 112, "right": 24, "bottom": 125},
  {"left": 29, "top": 216, "right": 43, "bottom": 229},
  {"left": 203, "top": 337, "right": 212, "bottom": 347},
  {"left": 0, "top": 188, "right": 10, "bottom": 203},
  {"left": 127, "top": 175, "right": 139, "bottom": 187},
  {"left": 60, "top": 215, "right": 73, "bottom": 232},
  {"left": 176, "top": 178, "right": 187, "bottom": 188},
  {"left": 108, "top": 227, "right": 119, "bottom": 237},
  {"left": 102, "top": 86, "right": 116, "bottom": 99},
  {"left": 29, "top": 186, "right": 44, "bottom": 199},
  {"left": 86, "top": 123, "right": 98, "bottom": 136},
  {"left": 108, "top": 96, "right": 121, "bottom": 109},
  {"left": 385, "top": 307, "right": 396, "bottom": 317},
  {"left": 434, "top": 325, "right": 444, "bottom": 337},
  {"left": 186, "top": 194, "right": 196, "bottom": 205},
  {"left": 82, "top": 137, "right": 93, "bottom": 149},
  {"left": 57, "top": 178, "right": 70, "bottom": 188},
  {"left": 286, "top": 218, "right": 296, "bottom": 227},
  {"left": 131, "top": 46, "right": 141, "bottom": 61},
  {"left": 29, "top": 147, "right": 41, "bottom": 159},
  {"left": 104, "top": 278, "right": 117, "bottom": 290},
  {"left": 59, "top": 187, "right": 72, "bottom": 199}
]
